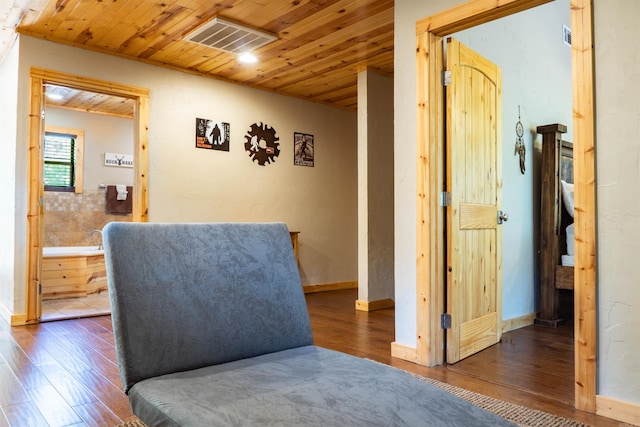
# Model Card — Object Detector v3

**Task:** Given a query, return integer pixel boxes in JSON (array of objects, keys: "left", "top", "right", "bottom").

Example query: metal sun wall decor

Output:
[
  {"left": 294, "top": 132, "right": 314, "bottom": 167},
  {"left": 195, "top": 118, "right": 230, "bottom": 151},
  {"left": 244, "top": 122, "right": 280, "bottom": 166}
]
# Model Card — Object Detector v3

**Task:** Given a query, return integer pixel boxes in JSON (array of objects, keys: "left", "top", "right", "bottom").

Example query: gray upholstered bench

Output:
[{"left": 103, "top": 222, "right": 514, "bottom": 426}]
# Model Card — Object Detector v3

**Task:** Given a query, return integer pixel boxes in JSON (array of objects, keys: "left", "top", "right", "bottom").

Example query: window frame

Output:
[{"left": 43, "top": 126, "right": 84, "bottom": 193}]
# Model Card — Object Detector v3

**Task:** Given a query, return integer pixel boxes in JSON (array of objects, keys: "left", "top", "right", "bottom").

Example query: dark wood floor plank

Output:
[
  {"left": 0, "top": 409, "right": 10, "bottom": 427},
  {"left": 4, "top": 326, "right": 58, "bottom": 368},
  {"left": 26, "top": 383, "right": 83, "bottom": 427},
  {"left": 2, "top": 401, "right": 49, "bottom": 427},
  {"left": 37, "top": 362, "right": 98, "bottom": 407},
  {"left": 66, "top": 366, "right": 135, "bottom": 421},
  {"left": 0, "top": 364, "right": 30, "bottom": 407},
  {"left": 0, "top": 288, "right": 629, "bottom": 427},
  {"left": 72, "top": 401, "right": 122, "bottom": 426},
  {"left": 0, "top": 337, "right": 50, "bottom": 391}
]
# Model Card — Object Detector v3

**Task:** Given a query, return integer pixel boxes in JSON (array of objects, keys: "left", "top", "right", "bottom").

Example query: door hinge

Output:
[
  {"left": 441, "top": 313, "right": 452, "bottom": 329},
  {"left": 441, "top": 70, "right": 452, "bottom": 86},
  {"left": 439, "top": 191, "right": 451, "bottom": 207},
  {"left": 39, "top": 196, "right": 43, "bottom": 206},
  {"left": 38, "top": 283, "right": 42, "bottom": 295}
]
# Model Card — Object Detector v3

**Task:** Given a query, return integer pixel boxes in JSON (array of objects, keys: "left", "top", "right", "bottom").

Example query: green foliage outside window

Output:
[{"left": 44, "top": 133, "right": 76, "bottom": 190}]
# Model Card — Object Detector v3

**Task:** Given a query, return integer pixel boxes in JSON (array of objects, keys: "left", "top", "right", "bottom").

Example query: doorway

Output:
[
  {"left": 26, "top": 67, "right": 150, "bottom": 324},
  {"left": 39, "top": 85, "right": 135, "bottom": 321},
  {"left": 413, "top": 0, "right": 596, "bottom": 413}
]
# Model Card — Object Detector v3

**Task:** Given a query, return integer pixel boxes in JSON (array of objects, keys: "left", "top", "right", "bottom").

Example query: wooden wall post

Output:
[{"left": 535, "top": 123, "right": 567, "bottom": 326}]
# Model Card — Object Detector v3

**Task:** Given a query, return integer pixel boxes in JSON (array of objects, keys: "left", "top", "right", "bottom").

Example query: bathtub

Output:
[
  {"left": 42, "top": 246, "right": 107, "bottom": 300},
  {"left": 43, "top": 245, "right": 104, "bottom": 257}
]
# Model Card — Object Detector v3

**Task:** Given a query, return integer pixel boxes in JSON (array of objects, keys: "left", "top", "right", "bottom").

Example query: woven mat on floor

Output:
[
  {"left": 411, "top": 374, "right": 590, "bottom": 427},
  {"left": 114, "top": 374, "right": 594, "bottom": 427}
]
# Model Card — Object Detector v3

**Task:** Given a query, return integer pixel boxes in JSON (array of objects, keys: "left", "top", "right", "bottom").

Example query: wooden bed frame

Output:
[{"left": 536, "top": 123, "right": 574, "bottom": 326}]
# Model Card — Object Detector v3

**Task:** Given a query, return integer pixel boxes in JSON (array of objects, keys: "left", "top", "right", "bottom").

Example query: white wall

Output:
[
  {"left": 358, "top": 69, "right": 394, "bottom": 303},
  {"left": 394, "top": 0, "right": 467, "bottom": 347},
  {"left": 594, "top": 0, "right": 640, "bottom": 404},
  {"left": 0, "top": 38, "right": 20, "bottom": 318},
  {"left": 4, "top": 35, "right": 357, "bottom": 319},
  {"left": 45, "top": 108, "right": 134, "bottom": 188}
]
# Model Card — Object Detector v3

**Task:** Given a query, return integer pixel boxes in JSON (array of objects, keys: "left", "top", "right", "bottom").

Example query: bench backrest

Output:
[{"left": 103, "top": 222, "right": 313, "bottom": 393}]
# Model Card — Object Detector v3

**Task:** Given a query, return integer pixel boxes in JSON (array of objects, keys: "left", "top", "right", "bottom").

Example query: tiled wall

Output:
[{"left": 44, "top": 189, "right": 131, "bottom": 247}]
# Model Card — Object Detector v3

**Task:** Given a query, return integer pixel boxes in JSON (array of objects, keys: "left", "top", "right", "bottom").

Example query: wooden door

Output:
[{"left": 445, "top": 38, "right": 503, "bottom": 363}]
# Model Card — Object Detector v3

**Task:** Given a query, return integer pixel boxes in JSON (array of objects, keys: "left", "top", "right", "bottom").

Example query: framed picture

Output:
[
  {"left": 294, "top": 132, "right": 314, "bottom": 167},
  {"left": 195, "top": 118, "right": 230, "bottom": 151}
]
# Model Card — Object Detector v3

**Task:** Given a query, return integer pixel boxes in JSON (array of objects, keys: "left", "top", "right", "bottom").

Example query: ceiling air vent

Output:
[{"left": 184, "top": 17, "right": 277, "bottom": 53}]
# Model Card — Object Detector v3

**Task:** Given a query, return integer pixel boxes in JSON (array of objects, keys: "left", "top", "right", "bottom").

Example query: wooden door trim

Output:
[
  {"left": 25, "top": 68, "right": 149, "bottom": 324},
  {"left": 415, "top": 0, "right": 596, "bottom": 413}
]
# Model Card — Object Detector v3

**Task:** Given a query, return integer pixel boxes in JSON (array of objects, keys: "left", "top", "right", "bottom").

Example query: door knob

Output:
[{"left": 498, "top": 210, "right": 509, "bottom": 224}]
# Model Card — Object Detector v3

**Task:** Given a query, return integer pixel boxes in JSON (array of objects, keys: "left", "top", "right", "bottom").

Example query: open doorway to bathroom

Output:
[
  {"left": 26, "top": 68, "right": 149, "bottom": 324},
  {"left": 40, "top": 85, "right": 135, "bottom": 321}
]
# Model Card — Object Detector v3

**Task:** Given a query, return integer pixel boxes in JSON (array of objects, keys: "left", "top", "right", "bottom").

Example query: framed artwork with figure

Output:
[
  {"left": 195, "top": 118, "right": 230, "bottom": 151},
  {"left": 294, "top": 132, "right": 314, "bottom": 167}
]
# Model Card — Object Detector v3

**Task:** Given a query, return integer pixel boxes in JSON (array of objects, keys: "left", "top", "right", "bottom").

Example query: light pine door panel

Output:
[{"left": 446, "top": 38, "right": 503, "bottom": 363}]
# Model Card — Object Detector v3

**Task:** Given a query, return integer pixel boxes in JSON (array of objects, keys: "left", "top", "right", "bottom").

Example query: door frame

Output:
[
  {"left": 25, "top": 67, "right": 150, "bottom": 324},
  {"left": 415, "top": 0, "right": 596, "bottom": 413}
]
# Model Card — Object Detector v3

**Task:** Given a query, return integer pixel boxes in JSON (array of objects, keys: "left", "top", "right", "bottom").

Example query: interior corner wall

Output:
[
  {"left": 357, "top": 69, "right": 394, "bottom": 304},
  {"left": 0, "top": 37, "right": 21, "bottom": 322},
  {"left": 394, "top": 0, "right": 467, "bottom": 346},
  {"left": 11, "top": 35, "right": 358, "bottom": 317},
  {"left": 593, "top": 0, "right": 640, "bottom": 405}
]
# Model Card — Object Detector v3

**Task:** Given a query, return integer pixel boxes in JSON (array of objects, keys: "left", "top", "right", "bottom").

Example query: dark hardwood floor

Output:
[{"left": 0, "top": 289, "right": 628, "bottom": 426}]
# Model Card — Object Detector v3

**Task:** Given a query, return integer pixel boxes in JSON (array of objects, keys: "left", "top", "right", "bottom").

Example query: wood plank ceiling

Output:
[{"left": 3, "top": 0, "right": 394, "bottom": 114}]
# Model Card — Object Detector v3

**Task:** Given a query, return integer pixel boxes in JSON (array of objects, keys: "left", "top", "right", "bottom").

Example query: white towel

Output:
[{"left": 116, "top": 184, "right": 128, "bottom": 201}]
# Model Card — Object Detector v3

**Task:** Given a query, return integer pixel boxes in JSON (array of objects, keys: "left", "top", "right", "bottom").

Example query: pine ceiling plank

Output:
[
  {"left": 241, "top": 25, "right": 393, "bottom": 89},
  {"left": 14, "top": 0, "right": 394, "bottom": 111},
  {"left": 232, "top": 11, "right": 393, "bottom": 83},
  {"left": 259, "top": 0, "right": 392, "bottom": 56}
]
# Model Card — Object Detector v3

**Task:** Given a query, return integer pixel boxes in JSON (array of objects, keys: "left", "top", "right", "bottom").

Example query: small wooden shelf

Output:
[{"left": 289, "top": 231, "right": 300, "bottom": 263}]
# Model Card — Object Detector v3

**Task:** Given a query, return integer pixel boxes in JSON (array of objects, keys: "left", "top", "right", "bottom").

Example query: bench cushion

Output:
[
  {"left": 103, "top": 222, "right": 313, "bottom": 393},
  {"left": 128, "top": 345, "right": 515, "bottom": 426}
]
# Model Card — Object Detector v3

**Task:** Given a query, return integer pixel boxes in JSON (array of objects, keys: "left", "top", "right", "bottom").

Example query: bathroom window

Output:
[{"left": 43, "top": 126, "right": 84, "bottom": 193}]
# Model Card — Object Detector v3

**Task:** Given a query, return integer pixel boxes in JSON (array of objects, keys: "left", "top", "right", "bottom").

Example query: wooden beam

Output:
[
  {"left": 416, "top": 0, "right": 554, "bottom": 36},
  {"left": 570, "top": 0, "right": 597, "bottom": 413},
  {"left": 25, "top": 74, "right": 44, "bottom": 324}
]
